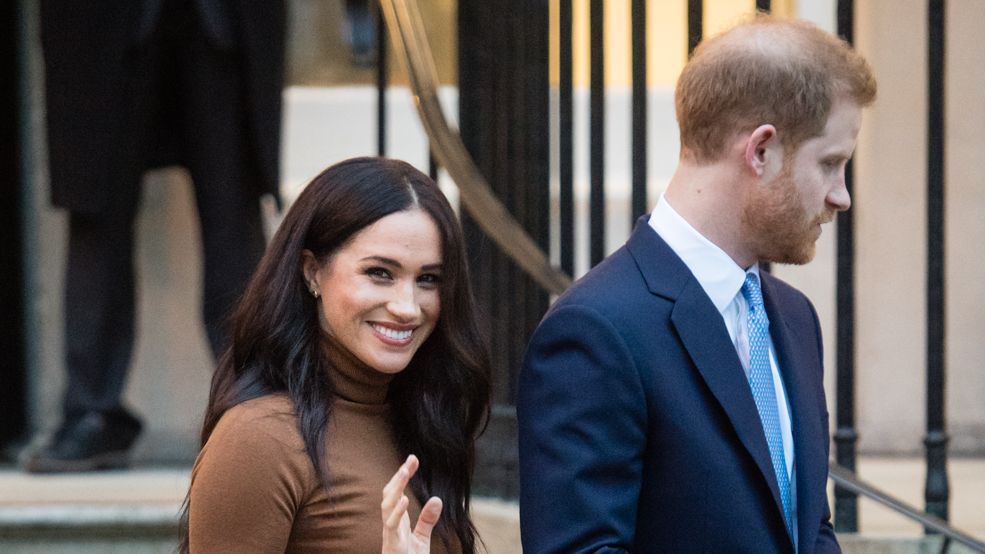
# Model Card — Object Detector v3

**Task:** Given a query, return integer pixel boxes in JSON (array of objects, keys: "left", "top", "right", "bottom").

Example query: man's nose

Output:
[{"left": 827, "top": 177, "right": 852, "bottom": 212}]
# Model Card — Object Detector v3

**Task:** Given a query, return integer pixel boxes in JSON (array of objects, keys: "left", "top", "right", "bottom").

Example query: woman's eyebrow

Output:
[
  {"left": 360, "top": 256, "right": 443, "bottom": 272},
  {"left": 360, "top": 255, "right": 401, "bottom": 267}
]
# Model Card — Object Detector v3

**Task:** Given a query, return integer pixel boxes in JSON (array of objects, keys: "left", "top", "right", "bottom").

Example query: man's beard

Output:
[{"left": 742, "top": 167, "right": 832, "bottom": 266}]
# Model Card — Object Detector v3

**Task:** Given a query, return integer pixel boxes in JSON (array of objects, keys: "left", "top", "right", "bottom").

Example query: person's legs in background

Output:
[
  {"left": 173, "top": 2, "right": 266, "bottom": 358},
  {"left": 21, "top": 27, "right": 160, "bottom": 471},
  {"left": 23, "top": 22, "right": 164, "bottom": 470},
  {"left": 21, "top": 197, "right": 144, "bottom": 473},
  {"left": 23, "top": 0, "right": 277, "bottom": 472}
]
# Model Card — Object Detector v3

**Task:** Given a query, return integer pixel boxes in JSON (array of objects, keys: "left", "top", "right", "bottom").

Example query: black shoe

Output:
[{"left": 21, "top": 410, "right": 142, "bottom": 473}]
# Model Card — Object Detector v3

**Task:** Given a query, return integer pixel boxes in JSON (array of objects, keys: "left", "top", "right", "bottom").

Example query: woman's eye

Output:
[
  {"left": 417, "top": 273, "right": 441, "bottom": 287},
  {"left": 366, "top": 267, "right": 393, "bottom": 280}
]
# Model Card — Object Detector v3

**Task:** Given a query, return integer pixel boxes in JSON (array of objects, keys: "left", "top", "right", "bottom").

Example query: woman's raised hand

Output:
[{"left": 382, "top": 454, "right": 443, "bottom": 554}]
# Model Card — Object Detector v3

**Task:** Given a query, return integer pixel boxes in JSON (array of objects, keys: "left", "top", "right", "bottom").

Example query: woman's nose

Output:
[{"left": 387, "top": 282, "right": 421, "bottom": 321}]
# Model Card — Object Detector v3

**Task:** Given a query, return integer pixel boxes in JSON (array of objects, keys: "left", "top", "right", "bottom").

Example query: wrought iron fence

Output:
[{"left": 378, "top": 0, "right": 974, "bottom": 545}]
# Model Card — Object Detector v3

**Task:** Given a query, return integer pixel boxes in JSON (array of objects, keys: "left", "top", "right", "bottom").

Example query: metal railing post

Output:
[
  {"left": 559, "top": 0, "right": 574, "bottom": 276},
  {"left": 834, "top": 0, "right": 860, "bottom": 533},
  {"left": 589, "top": 0, "right": 605, "bottom": 266},
  {"left": 630, "top": 0, "right": 647, "bottom": 224},
  {"left": 687, "top": 0, "right": 702, "bottom": 57},
  {"left": 925, "top": 0, "right": 949, "bottom": 527},
  {"left": 376, "top": 5, "right": 387, "bottom": 156}
]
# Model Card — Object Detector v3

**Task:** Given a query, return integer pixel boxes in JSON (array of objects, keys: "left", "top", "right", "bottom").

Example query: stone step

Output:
[
  {"left": 0, "top": 504, "right": 177, "bottom": 554},
  {"left": 840, "top": 534, "right": 983, "bottom": 554},
  {"left": 1, "top": 459, "right": 982, "bottom": 553},
  {"left": 2, "top": 503, "right": 980, "bottom": 554}
]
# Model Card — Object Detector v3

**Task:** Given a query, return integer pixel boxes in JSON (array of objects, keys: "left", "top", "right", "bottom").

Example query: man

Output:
[
  {"left": 23, "top": 0, "right": 285, "bottom": 472},
  {"left": 518, "top": 16, "right": 876, "bottom": 553}
]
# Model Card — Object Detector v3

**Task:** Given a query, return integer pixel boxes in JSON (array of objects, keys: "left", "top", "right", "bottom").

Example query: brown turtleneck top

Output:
[{"left": 187, "top": 342, "right": 441, "bottom": 552}]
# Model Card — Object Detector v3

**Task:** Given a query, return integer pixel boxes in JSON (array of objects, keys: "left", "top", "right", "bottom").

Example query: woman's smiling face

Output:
[{"left": 303, "top": 209, "right": 443, "bottom": 374}]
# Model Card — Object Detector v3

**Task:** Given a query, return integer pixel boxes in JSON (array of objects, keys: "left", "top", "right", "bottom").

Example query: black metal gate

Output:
[
  {"left": 458, "top": 0, "right": 550, "bottom": 498},
  {"left": 449, "top": 0, "right": 957, "bottom": 534}
]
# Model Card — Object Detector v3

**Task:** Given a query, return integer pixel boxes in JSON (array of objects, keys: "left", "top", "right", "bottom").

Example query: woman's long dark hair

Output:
[{"left": 178, "top": 157, "right": 491, "bottom": 552}]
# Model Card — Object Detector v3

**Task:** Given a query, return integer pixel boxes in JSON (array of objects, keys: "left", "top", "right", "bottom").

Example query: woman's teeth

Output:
[{"left": 373, "top": 324, "right": 412, "bottom": 341}]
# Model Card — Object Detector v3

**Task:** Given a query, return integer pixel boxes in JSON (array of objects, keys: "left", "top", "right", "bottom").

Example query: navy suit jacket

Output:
[{"left": 518, "top": 221, "right": 840, "bottom": 553}]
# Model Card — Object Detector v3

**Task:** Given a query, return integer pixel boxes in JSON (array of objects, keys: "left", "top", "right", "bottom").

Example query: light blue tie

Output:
[{"left": 741, "top": 273, "right": 793, "bottom": 538}]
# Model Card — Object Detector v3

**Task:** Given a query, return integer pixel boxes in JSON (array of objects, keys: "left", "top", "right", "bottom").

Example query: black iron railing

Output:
[
  {"left": 830, "top": 464, "right": 984, "bottom": 552},
  {"left": 376, "top": 0, "right": 975, "bottom": 545},
  {"left": 379, "top": 0, "right": 569, "bottom": 295}
]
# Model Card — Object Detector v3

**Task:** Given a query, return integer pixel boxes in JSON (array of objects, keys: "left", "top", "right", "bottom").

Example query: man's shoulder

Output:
[
  {"left": 553, "top": 247, "right": 648, "bottom": 308},
  {"left": 542, "top": 247, "right": 677, "bottom": 337}
]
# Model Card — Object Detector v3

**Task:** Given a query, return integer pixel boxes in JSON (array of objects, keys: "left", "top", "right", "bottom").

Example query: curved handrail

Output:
[
  {"left": 379, "top": 0, "right": 572, "bottom": 296},
  {"left": 829, "top": 463, "right": 985, "bottom": 552}
]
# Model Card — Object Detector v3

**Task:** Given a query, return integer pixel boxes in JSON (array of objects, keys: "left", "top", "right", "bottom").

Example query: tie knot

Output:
[{"left": 741, "top": 273, "right": 765, "bottom": 312}]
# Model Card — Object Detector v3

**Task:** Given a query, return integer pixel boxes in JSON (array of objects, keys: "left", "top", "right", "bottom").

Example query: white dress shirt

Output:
[{"left": 649, "top": 194, "right": 798, "bottom": 545}]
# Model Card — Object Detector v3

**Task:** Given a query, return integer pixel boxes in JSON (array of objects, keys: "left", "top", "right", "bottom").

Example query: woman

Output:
[{"left": 179, "top": 157, "right": 490, "bottom": 552}]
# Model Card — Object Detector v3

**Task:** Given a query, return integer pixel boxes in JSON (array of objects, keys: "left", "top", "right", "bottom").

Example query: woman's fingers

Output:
[
  {"left": 380, "top": 454, "right": 443, "bottom": 554},
  {"left": 413, "top": 496, "right": 443, "bottom": 541},
  {"left": 385, "top": 495, "right": 410, "bottom": 530},
  {"left": 382, "top": 457, "right": 419, "bottom": 554},
  {"left": 381, "top": 455, "right": 419, "bottom": 519}
]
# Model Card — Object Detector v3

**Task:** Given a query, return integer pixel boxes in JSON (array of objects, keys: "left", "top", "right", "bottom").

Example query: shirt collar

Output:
[{"left": 648, "top": 194, "right": 759, "bottom": 314}]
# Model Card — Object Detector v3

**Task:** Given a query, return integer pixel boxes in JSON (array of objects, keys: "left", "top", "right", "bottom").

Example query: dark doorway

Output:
[{"left": 1, "top": 1, "right": 30, "bottom": 456}]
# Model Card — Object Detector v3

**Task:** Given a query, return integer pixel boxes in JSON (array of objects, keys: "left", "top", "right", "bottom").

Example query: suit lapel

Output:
[
  {"left": 669, "top": 281, "right": 786, "bottom": 519},
  {"left": 627, "top": 222, "right": 787, "bottom": 527},
  {"left": 761, "top": 275, "right": 825, "bottom": 552}
]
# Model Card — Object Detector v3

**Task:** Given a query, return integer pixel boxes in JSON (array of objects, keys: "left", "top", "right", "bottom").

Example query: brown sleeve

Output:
[{"left": 187, "top": 399, "right": 312, "bottom": 552}]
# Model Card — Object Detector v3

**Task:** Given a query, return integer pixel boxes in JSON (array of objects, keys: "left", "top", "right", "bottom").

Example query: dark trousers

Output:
[{"left": 62, "top": 1, "right": 266, "bottom": 417}]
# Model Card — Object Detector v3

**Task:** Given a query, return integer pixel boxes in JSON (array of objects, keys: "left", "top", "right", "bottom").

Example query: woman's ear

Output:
[{"left": 300, "top": 249, "right": 320, "bottom": 291}]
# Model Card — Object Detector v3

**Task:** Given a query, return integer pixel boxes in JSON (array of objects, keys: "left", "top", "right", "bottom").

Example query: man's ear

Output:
[
  {"left": 744, "top": 124, "right": 778, "bottom": 177},
  {"left": 300, "top": 249, "right": 320, "bottom": 288}
]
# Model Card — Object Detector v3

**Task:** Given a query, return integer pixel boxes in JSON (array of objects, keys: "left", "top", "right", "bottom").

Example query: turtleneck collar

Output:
[{"left": 322, "top": 337, "right": 394, "bottom": 405}]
